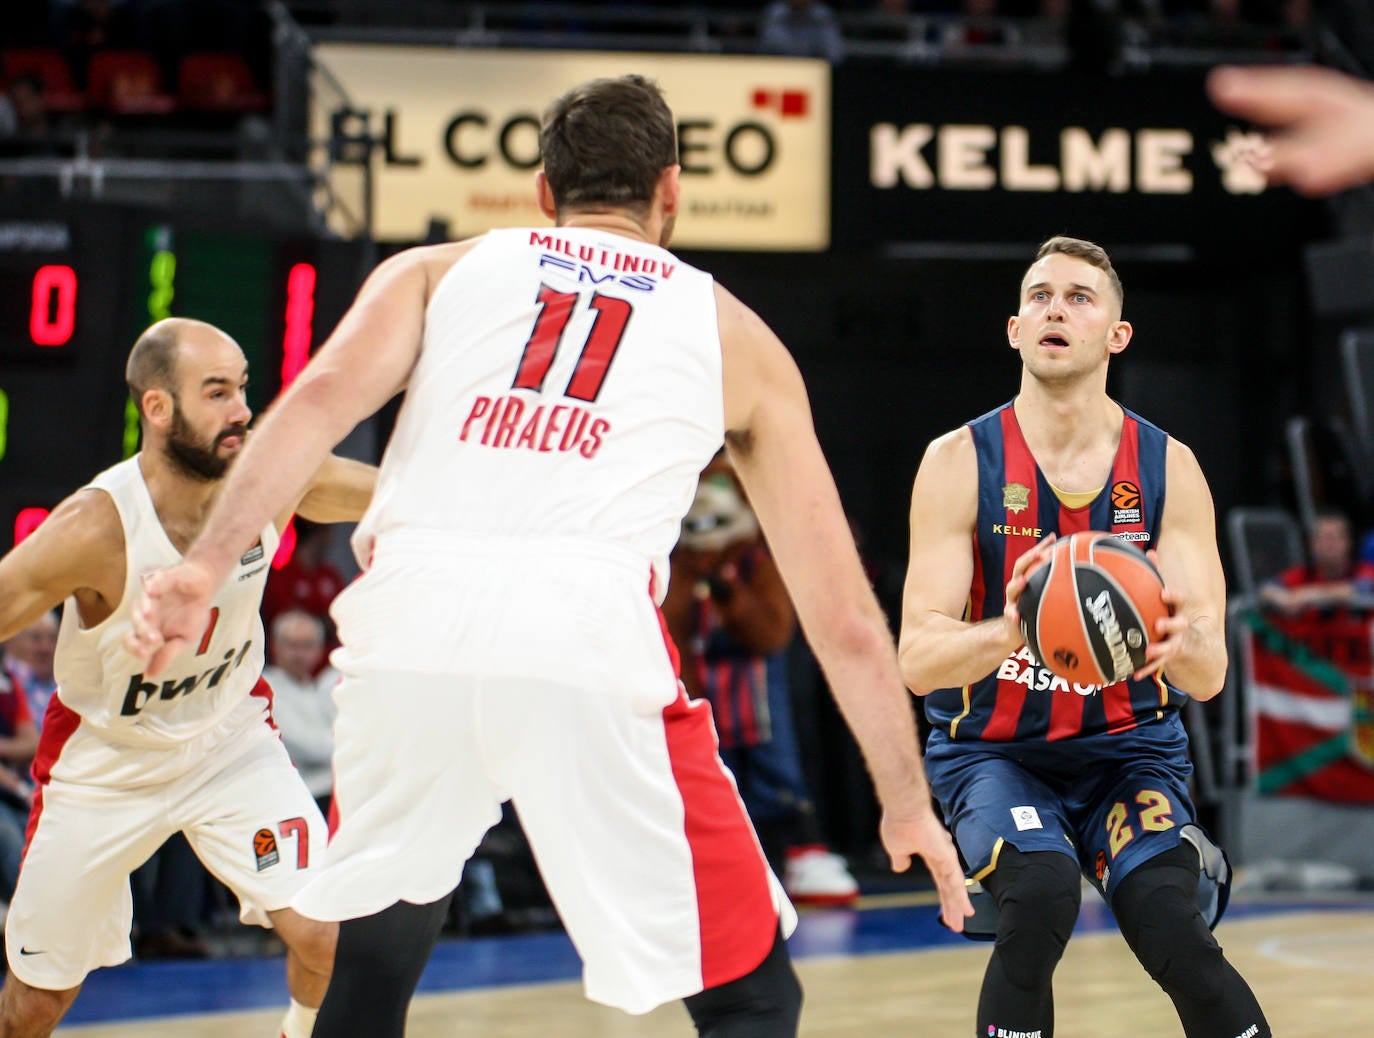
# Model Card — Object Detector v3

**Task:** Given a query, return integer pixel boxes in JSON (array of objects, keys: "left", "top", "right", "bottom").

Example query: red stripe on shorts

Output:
[
  {"left": 22, "top": 693, "right": 83, "bottom": 862},
  {"left": 250, "top": 676, "right": 279, "bottom": 731},
  {"left": 653, "top": 600, "right": 779, "bottom": 991}
]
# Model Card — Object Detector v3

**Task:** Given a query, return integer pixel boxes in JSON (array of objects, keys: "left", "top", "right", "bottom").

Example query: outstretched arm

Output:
[
  {"left": 129, "top": 243, "right": 475, "bottom": 673},
  {"left": 0, "top": 490, "right": 122, "bottom": 643},
  {"left": 1207, "top": 65, "right": 1374, "bottom": 196},
  {"left": 717, "top": 283, "right": 973, "bottom": 930},
  {"left": 189, "top": 247, "right": 431, "bottom": 580},
  {"left": 288, "top": 454, "right": 379, "bottom": 526}
]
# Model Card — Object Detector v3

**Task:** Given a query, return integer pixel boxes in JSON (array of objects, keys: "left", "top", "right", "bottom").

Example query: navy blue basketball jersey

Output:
[{"left": 925, "top": 400, "right": 1189, "bottom": 741}]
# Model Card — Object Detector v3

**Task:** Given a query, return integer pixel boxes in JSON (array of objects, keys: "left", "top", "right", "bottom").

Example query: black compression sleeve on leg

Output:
[
  {"left": 976, "top": 848, "right": 1082, "bottom": 1038},
  {"left": 1113, "top": 845, "right": 1270, "bottom": 1038},
  {"left": 312, "top": 892, "right": 456, "bottom": 1038},
  {"left": 683, "top": 926, "right": 802, "bottom": 1038}
]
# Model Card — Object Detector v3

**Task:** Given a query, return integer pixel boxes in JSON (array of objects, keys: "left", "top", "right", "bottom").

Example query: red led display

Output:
[
  {"left": 14, "top": 507, "right": 50, "bottom": 546},
  {"left": 280, "top": 262, "right": 317, "bottom": 388},
  {"left": 29, "top": 265, "right": 78, "bottom": 347}
]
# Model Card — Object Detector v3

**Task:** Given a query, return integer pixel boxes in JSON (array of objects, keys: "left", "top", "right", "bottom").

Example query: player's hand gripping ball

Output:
[{"left": 1017, "top": 531, "right": 1169, "bottom": 686}]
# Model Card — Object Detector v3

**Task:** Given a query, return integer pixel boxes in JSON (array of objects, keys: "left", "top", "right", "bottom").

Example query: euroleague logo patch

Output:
[
  {"left": 253, "top": 828, "right": 280, "bottom": 871},
  {"left": 1110, "top": 480, "right": 1141, "bottom": 525}
]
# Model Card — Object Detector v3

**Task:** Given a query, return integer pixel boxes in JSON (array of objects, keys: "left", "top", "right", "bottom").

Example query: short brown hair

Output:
[
  {"left": 126, "top": 320, "right": 182, "bottom": 418},
  {"left": 540, "top": 75, "right": 678, "bottom": 217},
  {"left": 1033, "top": 235, "right": 1124, "bottom": 311}
]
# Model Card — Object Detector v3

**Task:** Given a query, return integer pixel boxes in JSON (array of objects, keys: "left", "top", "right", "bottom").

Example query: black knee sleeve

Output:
[
  {"left": 313, "top": 892, "right": 456, "bottom": 1038},
  {"left": 684, "top": 927, "right": 802, "bottom": 1038},
  {"left": 1114, "top": 845, "right": 1270, "bottom": 1038},
  {"left": 984, "top": 848, "right": 1082, "bottom": 991},
  {"left": 974, "top": 848, "right": 1082, "bottom": 1038},
  {"left": 1113, "top": 845, "right": 1227, "bottom": 1001}
]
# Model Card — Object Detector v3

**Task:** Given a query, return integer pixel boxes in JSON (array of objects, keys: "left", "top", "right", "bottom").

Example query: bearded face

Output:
[{"left": 164, "top": 398, "right": 247, "bottom": 481}]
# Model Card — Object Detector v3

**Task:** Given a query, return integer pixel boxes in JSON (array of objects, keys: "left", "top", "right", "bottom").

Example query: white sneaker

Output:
[{"left": 784, "top": 846, "right": 859, "bottom": 906}]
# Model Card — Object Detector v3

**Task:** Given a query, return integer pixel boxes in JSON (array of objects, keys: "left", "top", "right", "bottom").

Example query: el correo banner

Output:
[{"left": 312, "top": 45, "right": 831, "bottom": 250}]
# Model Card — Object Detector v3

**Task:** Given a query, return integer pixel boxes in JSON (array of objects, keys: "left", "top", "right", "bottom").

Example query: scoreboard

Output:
[{"left": 0, "top": 204, "right": 373, "bottom": 543}]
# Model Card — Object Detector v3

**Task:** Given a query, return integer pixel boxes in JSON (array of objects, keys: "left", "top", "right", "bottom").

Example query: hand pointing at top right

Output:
[{"left": 1207, "top": 64, "right": 1374, "bottom": 197}]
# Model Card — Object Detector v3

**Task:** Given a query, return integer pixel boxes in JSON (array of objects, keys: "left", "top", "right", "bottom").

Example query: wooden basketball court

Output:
[{"left": 57, "top": 894, "right": 1374, "bottom": 1036}]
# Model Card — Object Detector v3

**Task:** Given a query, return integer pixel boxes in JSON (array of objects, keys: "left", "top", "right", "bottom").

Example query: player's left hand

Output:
[
  {"left": 880, "top": 803, "right": 975, "bottom": 933},
  {"left": 124, "top": 561, "right": 218, "bottom": 678},
  {"left": 1133, "top": 551, "right": 1188, "bottom": 681}
]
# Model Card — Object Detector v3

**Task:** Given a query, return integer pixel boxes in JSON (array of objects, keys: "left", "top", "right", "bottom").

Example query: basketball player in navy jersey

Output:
[
  {"left": 899, "top": 237, "right": 1270, "bottom": 1038},
  {"left": 127, "top": 75, "right": 972, "bottom": 1037}
]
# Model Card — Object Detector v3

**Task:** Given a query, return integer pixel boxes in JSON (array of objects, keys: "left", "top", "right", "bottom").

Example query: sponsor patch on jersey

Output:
[
  {"left": 1113, "top": 531, "right": 1150, "bottom": 542},
  {"left": 240, "top": 543, "right": 264, "bottom": 566},
  {"left": 1002, "top": 482, "right": 1030, "bottom": 515},
  {"left": 1111, "top": 480, "right": 1142, "bottom": 525},
  {"left": 1011, "top": 805, "right": 1042, "bottom": 831},
  {"left": 253, "top": 828, "right": 280, "bottom": 871},
  {"left": 992, "top": 523, "right": 1042, "bottom": 538}
]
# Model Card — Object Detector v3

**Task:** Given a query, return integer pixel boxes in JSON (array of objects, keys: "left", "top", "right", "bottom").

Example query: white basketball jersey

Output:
[
  {"left": 353, "top": 227, "right": 726, "bottom": 594},
  {"left": 53, "top": 457, "right": 278, "bottom": 748}
]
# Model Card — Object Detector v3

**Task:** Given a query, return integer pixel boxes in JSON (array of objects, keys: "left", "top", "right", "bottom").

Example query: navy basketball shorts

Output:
[{"left": 924, "top": 711, "right": 1197, "bottom": 898}]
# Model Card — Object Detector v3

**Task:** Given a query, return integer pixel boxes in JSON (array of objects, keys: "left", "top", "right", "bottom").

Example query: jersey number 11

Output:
[{"left": 513, "top": 285, "right": 633, "bottom": 403}]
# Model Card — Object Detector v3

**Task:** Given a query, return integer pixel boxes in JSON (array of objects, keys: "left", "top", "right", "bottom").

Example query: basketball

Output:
[{"left": 1018, "top": 532, "right": 1168, "bottom": 686}]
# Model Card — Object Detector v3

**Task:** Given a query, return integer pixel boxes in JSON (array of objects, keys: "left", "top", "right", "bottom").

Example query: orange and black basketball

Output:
[
  {"left": 253, "top": 828, "right": 277, "bottom": 857},
  {"left": 1017, "top": 531, "right": 1168, "bottom": 686}
]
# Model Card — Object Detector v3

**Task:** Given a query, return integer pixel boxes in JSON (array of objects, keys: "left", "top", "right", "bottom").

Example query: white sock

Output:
[{"left": 280, "top": 998, "right": 319, "bottom": 1038}]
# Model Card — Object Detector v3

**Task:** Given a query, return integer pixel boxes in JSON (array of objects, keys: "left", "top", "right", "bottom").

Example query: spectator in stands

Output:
[
  {"left": 0, "top": 664, "right": 36, "bottom": 912},
  {"left": 0, "top": 74, "right": 56, "bottom": 164},
  {"left": 663, "top": 453, "right": 860, "bottom": 906},
  {"left": 1260, "top": 507, "right": 1374, "bottom": 614},
  {"left": 0, "top": 664, "right": 37, "bottom": 908},
  {"left": 5, "top": 611, "right": 58, "bottom": 728},
  {"left": 759, "top": 0, "right": 847, "bottom": 62},
  {"left": 262, "top": 518, "right": 348, "bottom": 653},
  {"left": 6, "top": 75, "right": 50, "bottom": 137},
  {"left": 263, "top": 609, "right": 339, "bottom": 817}
]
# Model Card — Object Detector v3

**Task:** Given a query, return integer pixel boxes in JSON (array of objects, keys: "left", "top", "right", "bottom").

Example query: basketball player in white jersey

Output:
[
  {"left": 0, "top": 318, "right": 374, "bottom": 1038},
  {"left": 129, "top": 76, "right": 972, "bottom": 1037}
]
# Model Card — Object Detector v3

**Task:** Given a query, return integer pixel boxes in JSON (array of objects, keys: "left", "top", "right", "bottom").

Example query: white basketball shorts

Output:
[
  {"left": 295, "top": 539, "right": 797, "bottom": 1015},
  {"left": 6, "top": 687, "right": 326, "bottom": 990}
]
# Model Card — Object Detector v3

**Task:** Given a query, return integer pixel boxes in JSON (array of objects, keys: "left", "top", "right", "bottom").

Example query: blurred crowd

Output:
[
  {"left": 0, "top": 0, "right": 1315, "bottom": 167},
  {"left": 1, "top": 0, "right": 273, "bottom": 160}
]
